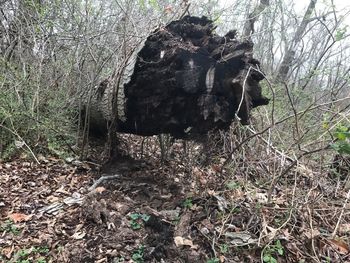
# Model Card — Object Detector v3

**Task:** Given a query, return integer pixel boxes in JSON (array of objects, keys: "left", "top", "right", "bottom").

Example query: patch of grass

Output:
[
  {"left": 171, "top": 215, "right": 181, "bottom": 225},
  {"left": 226, "top": 181, "right": 241, "bottom": 190},
  {"left": 230, "top": 206, "right": 240, "bottom": 214},
  {"left": 207, "top": 258, "right": 220, "bottom": 263},
  {"left": 331, "top": 124, "right": 350, "bottom": 155},
  {"left": 273, "top": 211, "right": 289, "bottom": 227},
  {"left": 263, "top": 240, "right": 284, "bottom": 263},
  {"left": 182, "top": 198, "right": 193, "bottom": 209},
  {"left": 57, "top": 246, "right": 64, "bottom": 252},
  {"left": 3, "top": 246, "right": 50, "bottom": 263},
  {"left": 0, "top": 219, "right": 20, "bottom": 235},
  {"left": 36, "top": 258, "right": 47, "bottom": 263},
  {"left": 219, "top": 243, "right": 229, "bottom": 254},
  {"left": 113, "top": 256, "right": 125, "bottom": 262},
  {"left": 10, "top": 248, "right": 31, "bottom": 263},
  {"left": 32, "top": 246, "right": 49, "bottom": 255}
]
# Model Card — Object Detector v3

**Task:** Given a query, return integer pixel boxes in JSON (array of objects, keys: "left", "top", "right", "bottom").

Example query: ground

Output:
[{"left": 0, "top": 134, "right": 350, "bottom": 263}]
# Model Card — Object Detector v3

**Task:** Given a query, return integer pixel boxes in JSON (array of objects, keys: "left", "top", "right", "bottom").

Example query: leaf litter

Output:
[{"left": 0, "top": 134, "right": 349, "bottom": 262}]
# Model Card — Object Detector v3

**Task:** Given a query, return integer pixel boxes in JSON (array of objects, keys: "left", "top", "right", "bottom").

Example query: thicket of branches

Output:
[{"left": 0, "top": 0, "right": 349, "bottom": 163}]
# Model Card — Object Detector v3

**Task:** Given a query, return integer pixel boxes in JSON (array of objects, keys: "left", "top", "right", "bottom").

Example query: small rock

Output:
[
  {"left": 72, "top": 192, "right": 81, "bottom": 199},
  {"left": 28, "top": 181, "right": 36, "bottom": 187},
  {"left": 65, "top": 157, "right": 74, "bottom": 163},
  {"left": 200, "top": 227, "right": 209, "bottom": 235}
]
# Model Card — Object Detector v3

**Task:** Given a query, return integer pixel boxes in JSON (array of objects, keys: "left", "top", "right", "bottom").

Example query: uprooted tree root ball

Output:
[{"left": 85, "top": 16, "right": 269, "bottom": 139}]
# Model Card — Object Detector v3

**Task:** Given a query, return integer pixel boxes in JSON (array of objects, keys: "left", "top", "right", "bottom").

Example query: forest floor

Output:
[{"left": 1, "top": 135, "right": 350, "bottom": 263}]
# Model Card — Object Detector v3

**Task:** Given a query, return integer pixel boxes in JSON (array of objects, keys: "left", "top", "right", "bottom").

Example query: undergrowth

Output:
[{"left": 0, "top": 59, "right": 77, "bottom": 160}]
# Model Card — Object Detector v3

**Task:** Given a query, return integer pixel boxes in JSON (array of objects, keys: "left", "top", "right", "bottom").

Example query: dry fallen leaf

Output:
[
  {"left": 46, "top": 195, "right": 60, "bottom": 203},
  {"left": 328, "top": 239, "right": 349, "bottom": 254},
  {"left": 164, "top": 5, "right": 173, "bottom": 14},
  {"left": 72, "top": 231, "right": 86, "bottom": 240},
  {"left": 339, "top": 224, "right": 350, "bottom": 234},
  {"left": 2, "top": 246, "right": 14, "bottom": 259},
  {"left": 8, "top": 212, "right": 32, "bottom": 223},
  {"left": 255, "top": 192, "right": 268, "bottom": 204},
  {"left": 95, "top": 186, "right": 106, "bottom": 193},
  {"left": 304, "top": 229, "right": 321, "bottom": 239},
  {"left": 225, "top": 232, "right": 258, "bottom": 245},
  {"left": 211, "top": 164, "right": 221, "bottom": 173},
  {"left": 207, "top": 190, "right": 216, "bottom": 196},
  {"left": 55, "top": 186, "right": 70, "bottom": 194},
  {"left": 174, "top": 236, "right": 198, "bottom": 249}
]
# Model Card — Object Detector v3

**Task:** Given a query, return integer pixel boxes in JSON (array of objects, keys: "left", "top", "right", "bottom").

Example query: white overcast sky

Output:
[{"left": 218, "top": 0, "right": 350, "bottom": 25}]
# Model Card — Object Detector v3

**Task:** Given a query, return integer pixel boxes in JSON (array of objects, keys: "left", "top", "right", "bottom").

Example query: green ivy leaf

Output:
[
  {"left": 335, "top": 132, "right": 347, "bottom": 140},
  {"left": 141, "top": 214, "right": 150, "bottom": 222},
  {"left": 335, "top": 27, "right": 347, "bottom": 41},
  {"left": 263, "top": 255, "right": 272, "bottom": 263},
  {"left": 334, "top": 125, "right": 350, "bottom": 140},
  {"left": 130, "top": 213, "right": 140, "bottom": 220},
  {"left": 130, "top": 221, "right": 141, "bottom": 230}
]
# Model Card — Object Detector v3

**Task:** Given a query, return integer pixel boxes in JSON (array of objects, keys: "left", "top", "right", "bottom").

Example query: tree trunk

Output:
[
  {"left": 276, "top": 0, "right": 317, "bottom": 82},
  {"left": 242, "top": 0, "right": 270, "bottom": 40}
]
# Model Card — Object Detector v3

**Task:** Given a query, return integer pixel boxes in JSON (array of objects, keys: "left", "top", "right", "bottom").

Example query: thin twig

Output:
[
  {"left": 283, "top": 82, "right": 302, "bottom": 150},
  {"left": 307, "top": 204, "right": 321, "bottom": 263},
  {"left": 266, "top": 145, "right": 330, "bottom": 202},
  {"left": 332, "top": 188, "right": 350, "bottom": 238},
  {"left": 254, "top": 66, "right": 275, "bottom": 125},
  {"left": 221, "top": 96, "right": 350, "bottom": 172},
  {"left": 235, "top": 67, "right": 252, "bottom": 121},
  {"left": 88, "top": 174, "right": 122, "bottom": 191},
  {"left": 0, "top": 124, "right": 40, "bottom": 164},
  {"left": 179, "top": 3, "right": 191, "bottom": 19}
]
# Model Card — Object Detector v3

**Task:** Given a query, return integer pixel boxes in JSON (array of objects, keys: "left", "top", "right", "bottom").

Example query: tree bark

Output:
[
  {"left": 276, "top": 0, "right": 317, "bottom": 82},
  {"left": 242, "top": 0, "right": 270, "bottom": 40}
]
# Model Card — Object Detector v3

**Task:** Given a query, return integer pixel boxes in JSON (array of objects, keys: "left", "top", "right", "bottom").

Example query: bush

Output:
[{"left": 0, "top": 59, "right": 76, "bottom": 160}]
